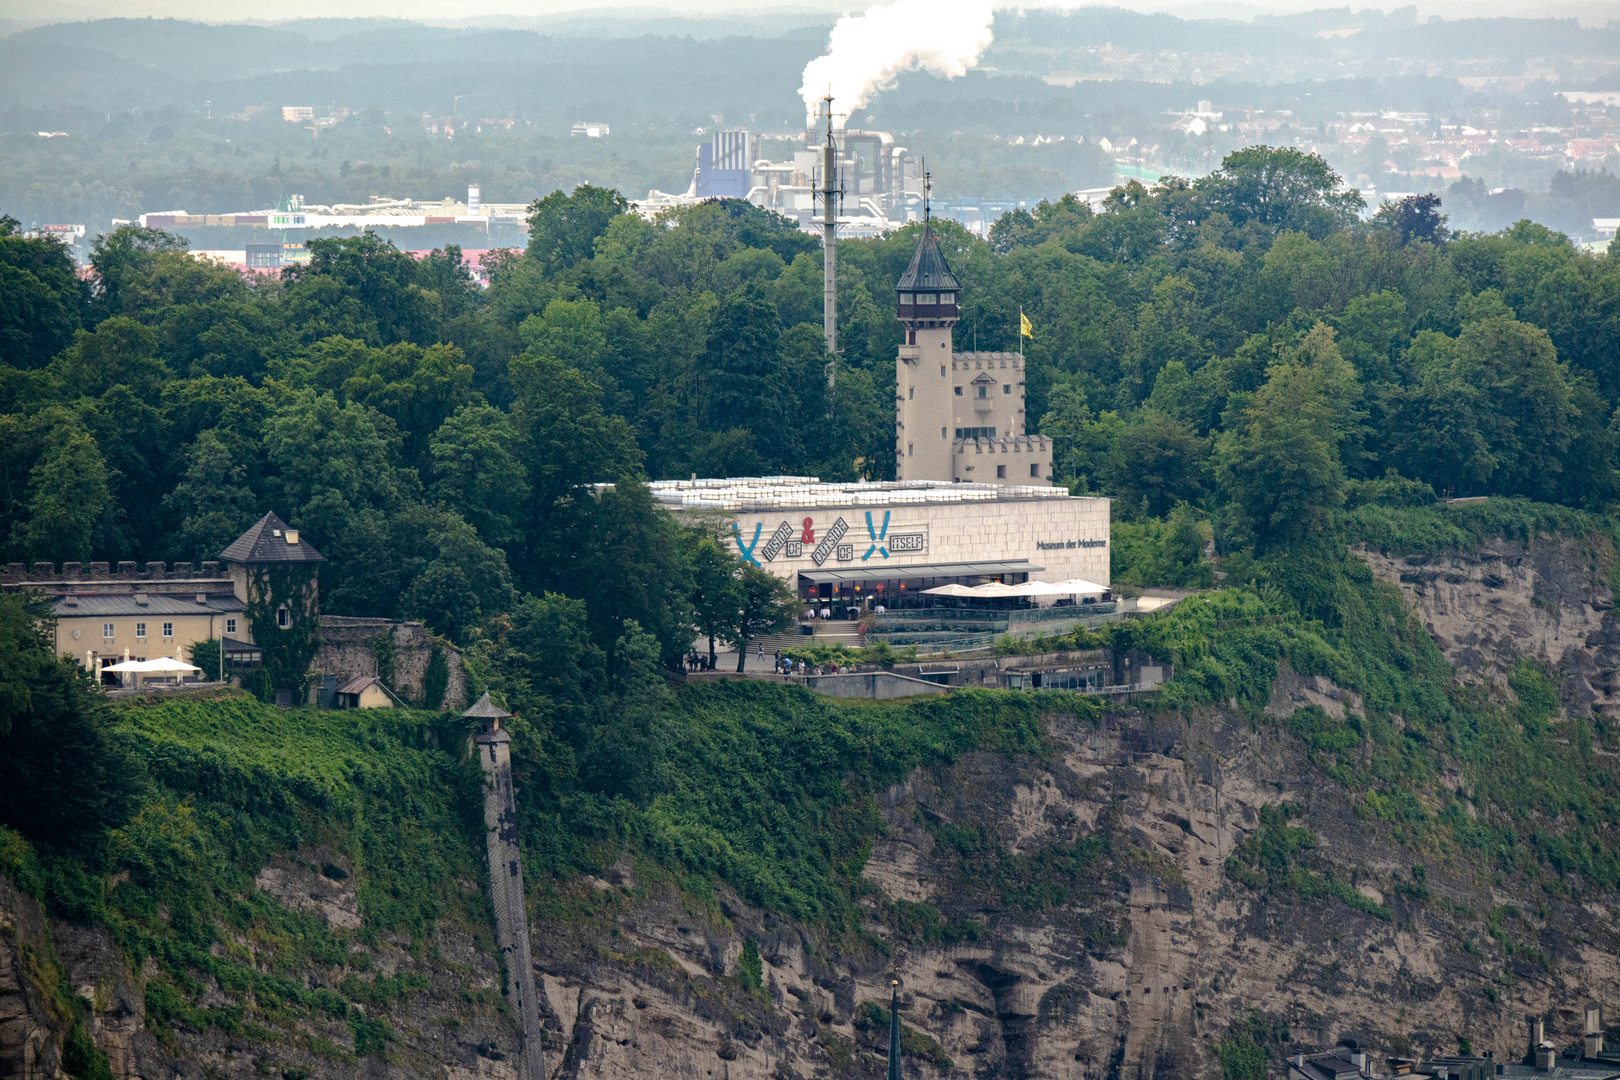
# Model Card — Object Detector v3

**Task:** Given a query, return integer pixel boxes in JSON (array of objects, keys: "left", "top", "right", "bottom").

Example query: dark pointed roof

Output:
[
  {"left": 218, "top": 512, "right": 326, "bottom": 564},
  {"left": 896, "top": 226, "right": 960, "bottom": 293},
  {"left": 463, "top": 691, "right": 512, "bottom": 720}
]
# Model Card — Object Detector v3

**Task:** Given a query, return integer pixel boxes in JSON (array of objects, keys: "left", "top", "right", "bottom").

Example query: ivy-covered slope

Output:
[{"left": 6, "top": 501, "right": 1620, "bottom": 1080}]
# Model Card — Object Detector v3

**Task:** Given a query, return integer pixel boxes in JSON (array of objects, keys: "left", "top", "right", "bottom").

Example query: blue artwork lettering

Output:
[
  {"left": 733, "top": 521, "right": 763, "bottom": 566},
  {"left": 862, "top": 510, "right": 891, "bottom": 561}
]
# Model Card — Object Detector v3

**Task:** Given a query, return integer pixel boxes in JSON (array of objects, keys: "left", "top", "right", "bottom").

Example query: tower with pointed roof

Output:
[
  {"left": 894, "top": 195, "right": 1052, "bottom": 486},
  {"left": 219, "top": 512, "right": 325, "bottom": 700}
]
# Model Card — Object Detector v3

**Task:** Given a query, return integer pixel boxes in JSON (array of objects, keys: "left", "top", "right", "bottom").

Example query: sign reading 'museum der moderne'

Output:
[{"left": 1036, "top": 539, "right": 1108, "bottom": 551}]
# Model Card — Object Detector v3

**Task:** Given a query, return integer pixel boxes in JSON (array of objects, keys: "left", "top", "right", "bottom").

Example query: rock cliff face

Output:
[
  {"left": 7, "top": 539, "right": 1620, "bottom": 1080},
  {"left": 1357, "top": 539, "right": 1618, "bottom": 719}
]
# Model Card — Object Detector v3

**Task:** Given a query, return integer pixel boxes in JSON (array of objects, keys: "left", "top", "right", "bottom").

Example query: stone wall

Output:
[{"left": 312, "top": 616, "right": 468, "bottom": 709}]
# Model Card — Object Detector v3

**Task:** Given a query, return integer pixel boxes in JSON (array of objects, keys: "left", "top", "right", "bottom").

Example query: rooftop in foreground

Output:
[{"left": 645, "top": 477, "right": 1088, "bottom": 512}]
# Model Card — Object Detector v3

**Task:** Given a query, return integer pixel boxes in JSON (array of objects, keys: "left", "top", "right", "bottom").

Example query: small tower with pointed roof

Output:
[
  {"left": 894, "top": 182, "right": 1052, "bottom": 486},
  {"left": 465, "top": 690, "right": 546, "bottom": 1080}
]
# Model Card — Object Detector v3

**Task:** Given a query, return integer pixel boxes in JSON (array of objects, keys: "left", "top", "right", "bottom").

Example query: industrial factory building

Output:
[{"left": 641, "top": 118, "right": 925, "bottom": 235}]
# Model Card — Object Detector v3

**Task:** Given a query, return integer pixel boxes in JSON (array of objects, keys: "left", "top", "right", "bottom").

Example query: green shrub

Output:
[{"left": 737, "top": 939, "right": 762, "bottom": 991}]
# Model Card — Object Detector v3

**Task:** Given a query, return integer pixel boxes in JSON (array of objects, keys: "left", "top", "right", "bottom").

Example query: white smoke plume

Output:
[{"left": 799, "top": 0, "right": 995, "bottom": 127}]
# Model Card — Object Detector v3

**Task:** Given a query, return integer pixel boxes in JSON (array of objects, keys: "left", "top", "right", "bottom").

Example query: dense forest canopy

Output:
[{"left": 3, "top": 145, "right": 1620, "bottom": 666}]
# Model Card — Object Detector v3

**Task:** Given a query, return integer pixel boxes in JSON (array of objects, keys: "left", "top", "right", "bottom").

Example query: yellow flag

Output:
[{"left": 1020, "top": 311, "right": 1033, "bottom": 338}]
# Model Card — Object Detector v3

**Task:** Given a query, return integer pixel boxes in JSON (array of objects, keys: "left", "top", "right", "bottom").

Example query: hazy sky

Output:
[{"left": 2, "top": 0, "right": 1614, "bottom": 27}]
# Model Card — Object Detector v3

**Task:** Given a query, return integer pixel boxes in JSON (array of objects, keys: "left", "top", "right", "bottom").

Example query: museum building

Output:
[{"left": 659, "top": 215, "right": 1110, "bottom": 606}]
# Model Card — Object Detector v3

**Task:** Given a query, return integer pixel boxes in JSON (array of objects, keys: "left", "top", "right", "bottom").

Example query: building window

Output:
[
  {"left": 103, "top": 623, "right": 115, "bottom": 640},
  {"left": 1004, "top": 384, "right": 1012, "bottom": 394},
  {"left": 1030, "top": 463, "right": 1040, "bottom": 477},
  {"left": 908, "top": 387, "right": 914, "bottom": 399},
  {"left": 908, "top": 444, "right": 913, "bottom": 456},
  {"left": 916, "top": 293, "right": 937, "bottom": 305},
  {"left": 954, "top": 427, "right": 997, "bottom": 439},
  {"left": 162, "top": 622, "right": 173, "bottom": 639},
  {"left": 226, "top": 618, "right": 236, "bottom": 635},
  {"left": 954, "top": 386, "right": 963, "bottom": 396},
  {"left": 941, "top": 427, "right": 947, "bottom": 438},
  {"left": 277, "top": 607, "right": 291, "bottom": 629},
  {"left": 997, "top": 465, "right": 1007, "bottom": 478},
  {"left": 978, "top": 385, "right": 988, "bottom": 398},
  {"left": 136, "top": 622, "right": 146, "bottom": 639},
  {"left": 940, "top": 365, "right": 946, "bottom": 376}
]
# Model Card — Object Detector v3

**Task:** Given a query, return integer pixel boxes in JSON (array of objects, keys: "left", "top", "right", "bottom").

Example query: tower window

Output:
[
  {"left": 997, "top": 465, "right": 1007, "bottom": 478},
  {"left": 940, "top": 365, "right": 946, "bottom": 376},
  {"left": 226, "top": 618, "right": 237, "bottom": 635},
  {"left": 1030, "top": 463, "right": 1040, "bottom": 477},
  {"left": 954, "top": 386, "right": 963, "bottom": 396},
  {"left": 909, "top": 387, "right": 914, "bottom": 399},
  {"left": 978, "top": 385, "right": 987, "bottom": 398},
  {"left": 915, "top": 293, "right": 937, "bottom": 305},
  {"left": 941, "top": 427, "right": 947, "bottom": 438},
  {"left": 277, "top": 607, "right": 291, "bottom": 629},
  {"left": 898, "top": 292, "right": 913, "bottom": 304},
  {"left": 1004, "top": 384, "right": 1012, "bottom": 394},
  {"left": 907, "top": 444, "right": 913, "bottom": 456}
]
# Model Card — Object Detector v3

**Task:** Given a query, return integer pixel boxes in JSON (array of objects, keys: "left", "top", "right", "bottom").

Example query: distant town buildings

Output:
[
  {"left": 571, "top": 121, "right": 610, "bottom": 138},
  {"left": 281, "top": 106, "right": 313, "bottom": 122}
]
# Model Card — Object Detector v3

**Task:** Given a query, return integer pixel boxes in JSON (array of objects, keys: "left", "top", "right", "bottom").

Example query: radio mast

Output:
[{"left": 819, "top": 94, "right": 840, "bottom": 411}]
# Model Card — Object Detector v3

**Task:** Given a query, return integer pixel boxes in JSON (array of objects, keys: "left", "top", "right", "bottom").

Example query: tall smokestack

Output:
[{"left": 820, "top": 95, "right": 839, "bottom": 405}]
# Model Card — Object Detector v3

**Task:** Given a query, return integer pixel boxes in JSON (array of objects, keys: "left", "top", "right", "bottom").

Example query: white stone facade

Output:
[{"left": 653, "top": 479, "right": 1109, "bottom": 586}]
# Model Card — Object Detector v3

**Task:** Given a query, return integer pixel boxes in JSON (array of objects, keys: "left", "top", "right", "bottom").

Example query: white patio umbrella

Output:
[
  {"left": 100, "top": 656, "right": 201, "bottom": 687},
  {"left": 1013, "top": 578, "right": 1110, "bottom": 597},
  {"left": 921, "top": 583, "right": 979, "bottom": 596},
  {"left": 101, "top": 658, "right": 200, "bottom": 673},
  {"left": 966, "top": 582, "right": 1022, "bottom": 597}
]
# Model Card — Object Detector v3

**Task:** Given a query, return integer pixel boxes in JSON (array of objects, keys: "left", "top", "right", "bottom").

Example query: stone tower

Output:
[
  {"left": 466, "top": 692, "right": 546, "bottom": 1080},
  {"left": 893, "top": 226, "right": 1052, "bottom": 486}
]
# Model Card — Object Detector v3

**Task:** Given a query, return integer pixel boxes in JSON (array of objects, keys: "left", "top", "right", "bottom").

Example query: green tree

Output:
[
  {"left": 569, "top": 478, "right": 693, "bottom": 667},
  {"left": 428, "top": 404, "right": 530, "bottom": 548},
  {"left": 689, "top": 537, "right": 742, "bottom": 665},
  {"left": 0, "top": 591, "right": 140, "bottom": 852},
  {"left": 581, "top": 619, "right": 674, "bottom": 802},
  {"left": 1111, "top": 411, "right": 1209, "bottom": 518},
  {"left": 704, "top": 281, "right": 786, "bottom": 440},
  {"left": 11, "top": 411, "right": 111, "bottom": 563},
  {"left": 526, "top": 184, "right": 629, "bottom": 277},
  {"left": 724, "top": 563, "right": 799, "bottom": 672},
  {"left": 88, "top": 223, "right": 188, "bottom": 318},
  {"left": 1215, "top": 362, "right": 1346, "bottom": 547},
  {"left": 0, "top": 217, "right": 85, "bottom": 369},
  {"left": 508, "top": 354, "right": 642, "bottom": 593},
  {"left": 262, "top": 389, "right": 411, "bottom": 544},
  {"left": 399, "top": 512, "right": 516, "bottom": 643},
  {"left": 1198, "top": 145, "right": 1365, "bottom": 237},
  {"left": 282, "top": 232, "right": 440, "bottom": 346},
  {"left": 162, "top": 429, "right": 261, "bottom": 562}
]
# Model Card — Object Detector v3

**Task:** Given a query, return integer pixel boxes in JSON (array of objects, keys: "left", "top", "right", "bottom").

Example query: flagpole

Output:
[{"left": 1019, "top": 306, "right": 1024, "bottom": 359}]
